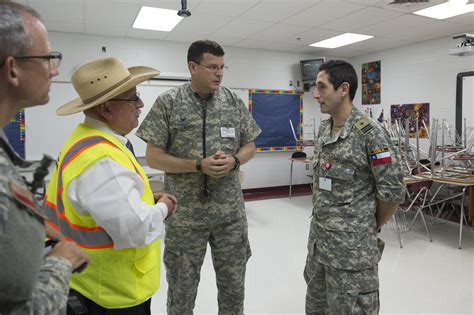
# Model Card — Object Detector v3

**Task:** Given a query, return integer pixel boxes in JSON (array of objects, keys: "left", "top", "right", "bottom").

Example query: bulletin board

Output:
[
  {"left": 390, "top": 103, "right": 430, "bottom": 138},
  {"left": 362, "top": 60, "right": 381, "bottom": 105},
  {"left": 249, "top": 89, "right": 303, "bottom": 152},
  {"left": 3, "top": 110, "right": 26, "bottom": 158}
]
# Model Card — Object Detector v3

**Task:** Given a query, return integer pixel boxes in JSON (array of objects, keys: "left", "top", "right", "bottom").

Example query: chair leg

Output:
[
  {"left": 419, "top": 208, "right": 433, "bottom": 242},
  {"left": 393, "top": 213, "right": 403, "bottom": 248},
  {"left": 458, "top": 187, "right": 468, "bottom": 249}
]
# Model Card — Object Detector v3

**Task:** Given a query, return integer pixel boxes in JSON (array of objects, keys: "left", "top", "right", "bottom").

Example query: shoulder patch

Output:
[
  {"left": 10, "top": 180, "right": 46, "bottom": 221},
  {"left": 355, "top": 117, "right": 374, "bottom": 134}
]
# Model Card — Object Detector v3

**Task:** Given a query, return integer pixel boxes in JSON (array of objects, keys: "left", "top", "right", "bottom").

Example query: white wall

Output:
[{"left": 28, "top": 32, "right": 473, "bottom": 189}]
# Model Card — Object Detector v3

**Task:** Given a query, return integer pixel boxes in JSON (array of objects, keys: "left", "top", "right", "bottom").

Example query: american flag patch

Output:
[{"left": 370, "top": 147, "right": 392, "bottom": 166}]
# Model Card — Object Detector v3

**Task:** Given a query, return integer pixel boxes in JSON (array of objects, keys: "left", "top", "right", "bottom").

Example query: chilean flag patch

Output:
[{"left": 370, "top": 147, "right": 392, "bottom": 166}]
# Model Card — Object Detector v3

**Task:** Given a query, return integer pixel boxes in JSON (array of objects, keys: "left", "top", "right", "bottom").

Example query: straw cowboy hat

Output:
[{"left": 57, "top": 57, "right": 160, "bottom": 116}]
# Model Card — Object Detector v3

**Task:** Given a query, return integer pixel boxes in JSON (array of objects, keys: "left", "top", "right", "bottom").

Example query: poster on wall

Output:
[
  {"left": 3, "top": 109, "right": 26, "bottom": 158},
  {"left": 249, "top": 89, "right": 303, "bottom": 152},
  {"left": 390, "top": 103, "right": 430, "bottom": 138},
  {"left": 361, "top": 60, "right": 381, "bottom": 105}
]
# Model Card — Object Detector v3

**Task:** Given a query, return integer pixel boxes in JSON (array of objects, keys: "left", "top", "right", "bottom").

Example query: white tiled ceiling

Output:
[{"left": 23, "top": 0, "right": 474, "bottom": 57}]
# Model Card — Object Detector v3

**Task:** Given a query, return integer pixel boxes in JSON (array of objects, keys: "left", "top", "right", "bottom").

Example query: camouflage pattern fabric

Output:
[
  {"left": 164, "top": 218, "right": 251, "bottom": 315},
  {"left": 136, "top": 83, "right": 261, "bottom": 227},
  {"left": 9, "top": 257, "right": 72, "bottom": 315},
  {"left": 305, "top": 107, "right": 404, "bottom": 314},
  {"left": 0, "top": 147, "right": 73, "bottom": 314},
  {"left": 137, "top": 83, "right": 260, "bottom": 314},
  {"left": 304, "top": 253, "right": 379, "bottom": 315}
]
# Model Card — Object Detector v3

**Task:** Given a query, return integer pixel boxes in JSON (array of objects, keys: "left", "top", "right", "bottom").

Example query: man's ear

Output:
[
  {"left": 96, "top": 103, "right": 113, "bottom": 120},
  {"left": 339, "top": 82, "right": 350, "bottom": 98},
  {"left": 4, "top": 57, "right": 20, "bottom": 87},
  {"left": 188, "top": 61, "right": 197, "bottom": 74}
]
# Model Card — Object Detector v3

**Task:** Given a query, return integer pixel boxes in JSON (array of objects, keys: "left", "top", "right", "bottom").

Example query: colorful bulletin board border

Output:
[
  {"left": 3, "top": 109, "right": 26, "bottom": 158},
  {"left": 390, "top": 103, "right": 430, "bottom": 138},
  {"left": 362, "top": 60, "right": 381, "bottom": 105},
  {"left": 249, "top": 89, "right": 304, "bottom": 152}
]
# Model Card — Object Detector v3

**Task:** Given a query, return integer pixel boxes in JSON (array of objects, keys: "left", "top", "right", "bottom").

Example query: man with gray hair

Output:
[{"left": 0, "top": 1, "right": 89, "bottom": 314}]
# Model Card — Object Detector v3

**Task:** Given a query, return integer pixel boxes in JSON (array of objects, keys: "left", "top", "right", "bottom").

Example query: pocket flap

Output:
[
  {"left": 134, "top": 250, "right": 158, "bottom": 275},
  {"left": 326, "top": 165, "right": 355, "bottom": 180}
]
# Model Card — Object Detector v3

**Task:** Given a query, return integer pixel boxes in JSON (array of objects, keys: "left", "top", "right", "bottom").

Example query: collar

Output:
[
  {"left": 83, "top": 116, "right": 127, "bottom": 147},
  {"left": 320, "top": 107, "right": 363, "bottom": 145},
  {"left": 187, "top": 83, "right": 214, "bottom": 101}
]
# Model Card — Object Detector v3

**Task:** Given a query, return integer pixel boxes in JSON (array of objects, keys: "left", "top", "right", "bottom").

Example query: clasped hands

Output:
[{"left": 200, "top": 151, "right": 235, "bottom": 178}]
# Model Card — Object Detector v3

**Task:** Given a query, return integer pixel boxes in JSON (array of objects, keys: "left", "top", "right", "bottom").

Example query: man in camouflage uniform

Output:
[
  {"left": 137, "top": 39, "right": 261, "bottom": 315},
  {"left": 304, "top": 60, "right": 405, "bottom": 315},
  {"left": 0, "top": 2, "right": 89, "bottom": 314}
]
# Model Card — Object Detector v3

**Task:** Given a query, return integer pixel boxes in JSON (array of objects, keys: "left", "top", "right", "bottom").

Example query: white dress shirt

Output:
[{"left": 67, "top": 117, "right": 168, "bottom": 250}]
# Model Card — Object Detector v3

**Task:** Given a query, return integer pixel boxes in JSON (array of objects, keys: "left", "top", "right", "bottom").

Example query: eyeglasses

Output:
[
  {"left": 109, "top": 92, "right": 141, "bottom": 103},
  {"left": 0, "top": 51, "right": 62, "bottom": 68},
  {"left": 197, "top": 63, "right": 228, "bottom": 72}
]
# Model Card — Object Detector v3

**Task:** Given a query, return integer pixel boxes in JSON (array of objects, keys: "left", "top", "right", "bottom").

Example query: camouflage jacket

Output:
[
  {"left": 0, "top": 143, "right": 72, "bottom": 314},
  {"left": 309, "top": 107, "right": 405, "bottom": 270},
  {"left": 137, "top": 83, "right": 261, "bottom": 226}
]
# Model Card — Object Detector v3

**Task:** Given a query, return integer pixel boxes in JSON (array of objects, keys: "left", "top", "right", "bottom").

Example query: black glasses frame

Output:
[
  {"left": 0, "top": 51, "right": 62, "bottom": 68},
  {"left": 109, "top": 92, "right": 141, "bottom": 103}
]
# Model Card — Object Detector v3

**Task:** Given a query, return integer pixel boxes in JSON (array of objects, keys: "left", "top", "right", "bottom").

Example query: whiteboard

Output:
[{"left": 24, "top": 81, "right": 249, "bottom": 160}]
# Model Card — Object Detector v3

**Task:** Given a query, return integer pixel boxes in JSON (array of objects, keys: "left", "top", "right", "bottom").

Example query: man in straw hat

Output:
[
  {"left": 0, "top": 1, "right": 89, "bottom": 314},
  {"left": 43, "top": 57, "right": 177, "bottom": 314}
]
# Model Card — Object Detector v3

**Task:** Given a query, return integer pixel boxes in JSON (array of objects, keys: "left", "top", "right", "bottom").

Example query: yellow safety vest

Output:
[{"left": 43, "top": 123, "right": 160, "bottom": 309}]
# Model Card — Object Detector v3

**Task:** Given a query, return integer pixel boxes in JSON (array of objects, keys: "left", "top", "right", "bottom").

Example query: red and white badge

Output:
[{"left": 324, "top": 161, "right": 332, "bottom": 170}]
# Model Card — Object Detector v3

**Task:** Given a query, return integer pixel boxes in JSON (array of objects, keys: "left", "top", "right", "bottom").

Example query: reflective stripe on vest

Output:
[{"left": 44, "top": 136, "right": 142, "bottom": 249}]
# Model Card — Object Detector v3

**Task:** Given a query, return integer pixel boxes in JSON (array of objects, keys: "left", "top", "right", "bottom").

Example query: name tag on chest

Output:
[
  {"left": 319, "top": 177, "right": 332, "bottom": 191},
  {"left": 221, "top": 127, "right": 236, "bottom": 138}
]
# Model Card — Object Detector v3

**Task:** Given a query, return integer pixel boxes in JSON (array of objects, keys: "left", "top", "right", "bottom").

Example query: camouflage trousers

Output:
[
  {"left": 304, "top": 254, "right": 379, "bottom": 315},
  {"left": 164, "top": 218, "right": 251, "bottom": 315}
]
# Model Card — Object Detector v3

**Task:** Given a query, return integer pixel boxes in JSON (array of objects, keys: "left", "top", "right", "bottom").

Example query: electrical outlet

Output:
[
  {"left": 289, "top": 80, "right": 293, "bottom": 87},
  {"left": 305, "top": 164, "right": 309, "bottom": 170}
]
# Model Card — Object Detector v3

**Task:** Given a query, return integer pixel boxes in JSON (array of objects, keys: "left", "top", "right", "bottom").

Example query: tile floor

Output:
[{"left": 151, "top": 195, "right": 474, "bottom": 315}]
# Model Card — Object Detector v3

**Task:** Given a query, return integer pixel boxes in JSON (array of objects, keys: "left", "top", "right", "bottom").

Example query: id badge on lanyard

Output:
[{"left": 319, "top": 160, "right": 332, "bottom": 191}]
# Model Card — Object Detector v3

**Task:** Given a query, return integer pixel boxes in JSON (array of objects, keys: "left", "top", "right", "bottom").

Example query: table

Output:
[
  {"left": 416, "top": 172, "right": 474, "bottom": 248},
  {"left": 289, "top": 157, "right": 312, "bottom": 198}
]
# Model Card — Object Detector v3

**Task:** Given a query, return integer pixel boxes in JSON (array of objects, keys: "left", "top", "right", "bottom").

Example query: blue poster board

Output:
[
  {"left": 3, "top": 110, "right": 26, "bottom": 158},
  {"left": 249, "top": 90, "right": 303, "bottom": 152}
]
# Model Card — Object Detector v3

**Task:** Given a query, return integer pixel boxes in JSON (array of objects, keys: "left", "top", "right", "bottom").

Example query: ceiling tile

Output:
[
  {"left": 207, "top": 34, "right": 248, "bottom": 46},
  {"left": 446, "top": 11, "right": 474, "bottom": 26},
  {"left": 27, "top": 0, "right": 84, "bottom": 23},
  {"left": 379, "top": 0, "right": 446, "bottom": 13},
  {"left": 171, "top": 12, "right": 233, "bottom": 35},
  {"left": 212, "top": 18, "right": 274, "bottom": 39},
  {"left": 292, "top": 27, "right": 341, "bottom": 46},
  {"left": 281, "top": 1, "right": 366, "bottom": 27},
  {"left": 241, "top": 0, "right": 319, "bottom": 22},
  {"left": 247, "top": 23, "right": 311, "bottom": 41},
  {"left": 356, "top": 14, "right": 433, "bottom": 38},
  {"left": 193, "top": 0, "right": 260, "bottom": 17},
  {"left": 323, "top": 7, "right": 403, "bottom": 32},
  {"left": 42, "top": 20, "right": 85, "bottom": 33},
  {"left": 84, "top": 1, "right": 140, "bottom": 27}
]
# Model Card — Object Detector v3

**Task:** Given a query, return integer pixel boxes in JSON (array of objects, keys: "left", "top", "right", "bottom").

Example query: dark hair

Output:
[
  {"left": 318, "top": 60, "right": 358, "bottom": 101},
  {"left": 187, "top": 39, "right": 225, "bottom": 64},
  {"left": 0, "top": 1, "right": 41, "bottom": 61}
]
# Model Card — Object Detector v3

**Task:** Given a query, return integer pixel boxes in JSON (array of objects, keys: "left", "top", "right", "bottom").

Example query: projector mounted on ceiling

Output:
[{"left": 449, "top": 33, "right": 474, "bottom": 56}]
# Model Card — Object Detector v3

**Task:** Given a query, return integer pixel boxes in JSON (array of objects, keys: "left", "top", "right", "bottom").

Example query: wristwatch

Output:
[
  {"left": 232, "top": 155, "right": 240, "bottom": 170},
  {"left": 196, "top": 159, "right": 202, "bottom": 172}
]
